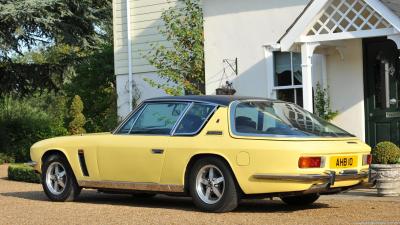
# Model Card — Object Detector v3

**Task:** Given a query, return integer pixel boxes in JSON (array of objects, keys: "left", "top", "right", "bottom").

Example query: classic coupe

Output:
[{"left": 30, "top": 95, "right": 372, "bottom": 212}]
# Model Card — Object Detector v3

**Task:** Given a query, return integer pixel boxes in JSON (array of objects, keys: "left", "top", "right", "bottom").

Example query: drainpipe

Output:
[{"left": 126, "top": 0, "right": 133, "bottom": 111}]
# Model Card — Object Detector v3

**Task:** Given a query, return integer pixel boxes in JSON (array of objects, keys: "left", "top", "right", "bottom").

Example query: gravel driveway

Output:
[{"left": 0, "top": 164, "right": 399, "bottom": 225}]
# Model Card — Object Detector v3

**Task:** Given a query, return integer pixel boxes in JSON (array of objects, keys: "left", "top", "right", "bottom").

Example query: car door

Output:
[{"left": 96, "top": 101, "right": 189, "bottom": 183}]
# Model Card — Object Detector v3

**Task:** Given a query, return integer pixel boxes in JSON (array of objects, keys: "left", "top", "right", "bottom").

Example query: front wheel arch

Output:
[
  {"left": 184, "top": 154, "right": 243, "bottom": 195},
  {"left": 41, "top": 149, "right": 79, "bottom": 186}
]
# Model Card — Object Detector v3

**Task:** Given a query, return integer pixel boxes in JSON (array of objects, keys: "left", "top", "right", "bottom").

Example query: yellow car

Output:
[{"left": 30, "top": 95, "right": 372, "bottom": 212}]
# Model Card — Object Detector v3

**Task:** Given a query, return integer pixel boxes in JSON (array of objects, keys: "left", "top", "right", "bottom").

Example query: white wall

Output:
[
  {"left": 114, "top": 0, "right": 179, "bottom": 117},
  {"left": 116, "top": 73, "right": 170, "bottom": 118},
  {"left": 203, "top": 0, "right": 308, "bottom": 96},
  {"left": 326, "top": 39, "right": 366, "bottom": 141}
]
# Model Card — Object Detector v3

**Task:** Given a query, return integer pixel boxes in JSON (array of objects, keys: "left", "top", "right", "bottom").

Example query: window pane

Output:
[
  {"left": 295, "top": 88, "right": 303, "bottom": 107},
  {"left": 277, "top": 89, "right": 295, "bottom": 104},
  {"left": 274, "top": 52, "right": 292, "bottom": 86},
  {"left": 374, "top": 60, "right": 390, "bottom": 109},
  {"left": 117, "top": 107, "right": 142, "bottom": 134},
  {"left": 292, "top": 53, "right": 302, "bottom": 85},
  {"left": 175, "top": 103, "right": 216, "bottom": 135},
  {"left": 130, "top": 102, "right": 188, "bottom": 135},
  {"left": 233, "top": 101, "right": 353, "bottom": 137}
]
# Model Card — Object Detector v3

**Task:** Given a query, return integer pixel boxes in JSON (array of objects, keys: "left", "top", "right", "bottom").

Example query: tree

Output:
[
  {"left": 65, "top": 44, "right": 118, "bottom": 132},
  {"left": 0, "top": 0, "right": 111, "bottom": 58},
  {"left": 0, "top": 0, "right": 112, "bottom": 95},
  {"left": 145, "top": 0, "right": 205, "bottom": 96},
  {"left": 68, "top": 95, "right": 86, "bottom": 134}
]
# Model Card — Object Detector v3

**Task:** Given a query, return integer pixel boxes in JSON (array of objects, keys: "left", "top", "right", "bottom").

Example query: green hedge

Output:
[
  {"left": 8, "top": 164, "right": 41, "bottom": 183},
  {"left": 0, "top": 95, "right": 68, "bottom": 162},
  {"left": 0, "top": 158, "right": 3, "bottom": 165}
]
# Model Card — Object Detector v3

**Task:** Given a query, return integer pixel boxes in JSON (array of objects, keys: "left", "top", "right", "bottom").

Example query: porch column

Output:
[{"left": 301, "top": 42, "right": 320, "bottom": 113}]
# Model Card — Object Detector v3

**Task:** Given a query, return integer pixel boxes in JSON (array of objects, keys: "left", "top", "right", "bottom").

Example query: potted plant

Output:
[{"left": 370, "top": 141, "right": 400, "bottom": 196}]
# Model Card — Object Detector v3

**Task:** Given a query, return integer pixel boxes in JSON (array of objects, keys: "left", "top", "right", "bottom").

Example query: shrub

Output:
[
  {"left": 0, "top": 153, "right": 15, "bottom": 164},
  {"left": 371, "top": 141, "right": 400, "bottom": 164},
  {"left": 8, "top": 164, "right": 41, "bottom": 183},
  {"left": 68, "top": 95, "right": 86, "bottom": 134},
  {"left": 0, "top": 95, "right": 68, "bottom": 162},
  {"left": 0, "top": 158, "right": 3, "bottom": 165}
]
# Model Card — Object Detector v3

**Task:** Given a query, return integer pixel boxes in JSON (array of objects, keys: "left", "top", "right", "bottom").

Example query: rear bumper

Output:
[
  {"left": 253, "top": 170, "right": 369, "bottom": 184},
  {"left": 252, "top": 170, "right": 373, "bottom": 195}
]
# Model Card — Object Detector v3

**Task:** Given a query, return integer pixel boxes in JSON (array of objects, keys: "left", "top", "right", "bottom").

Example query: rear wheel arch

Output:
[{"left": 184, "top": 153, "right": 243, "bottom": 194}]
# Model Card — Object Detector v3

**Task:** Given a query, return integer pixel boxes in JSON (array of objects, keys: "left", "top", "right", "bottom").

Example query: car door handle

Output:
[{"left": 151, "top": 149, "right": 164, "bottom": 154}]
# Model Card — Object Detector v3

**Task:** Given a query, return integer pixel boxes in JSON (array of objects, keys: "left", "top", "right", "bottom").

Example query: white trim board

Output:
[{"left": 280, "top": 0, "right": 400, "bottom": 51}]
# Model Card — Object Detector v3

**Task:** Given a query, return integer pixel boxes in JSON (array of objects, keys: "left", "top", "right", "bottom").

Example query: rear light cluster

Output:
[
  {"left": 362, "top": 154, "right": 372, "bottom": 165},
  {"left": 298, "top": 157, "right": 324, "bottom": 168}
]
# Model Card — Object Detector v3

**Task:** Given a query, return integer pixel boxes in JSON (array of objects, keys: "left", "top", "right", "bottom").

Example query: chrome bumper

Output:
[
  {"left": 253, "top": 170, "right": 370, "bottom": 186},
  {"left": 25, "top": 161, "right": 38, "bottom": 167}
]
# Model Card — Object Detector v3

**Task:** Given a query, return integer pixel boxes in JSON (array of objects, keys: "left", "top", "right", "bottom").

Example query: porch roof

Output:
[{"left": 279, "top": 0, "right": 400, "bottom": 51}]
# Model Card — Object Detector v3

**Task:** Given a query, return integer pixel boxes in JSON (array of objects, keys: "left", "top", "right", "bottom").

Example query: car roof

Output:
[{"left": 144, "top": 95, "right": 277, "bottom": 106}]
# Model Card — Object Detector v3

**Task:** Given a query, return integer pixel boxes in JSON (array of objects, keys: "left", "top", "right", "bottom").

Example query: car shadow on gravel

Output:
[{"left": 1, "top": 190, "right": 332, "bottom": 213}]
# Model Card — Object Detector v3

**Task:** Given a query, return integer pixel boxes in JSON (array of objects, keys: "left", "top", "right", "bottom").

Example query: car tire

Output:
[
  {"left": 189, "top": 157, "right": 239, "bottom": 212},
  {"left": 280, "top": 193, "right": 320, "bottom": 206},
  {"left": 41, "top": 154, "right": 81, "bottom": 202}
]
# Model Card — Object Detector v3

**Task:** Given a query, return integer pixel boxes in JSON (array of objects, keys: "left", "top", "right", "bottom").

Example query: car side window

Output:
[
  {"left": 130, "top": 102, "right": 188, "bottom": 135},
  {"left": 174, "top": 103, "right": 216, "bottom": 135},
  {"left": 117, "top": 106, "right": 143, "bottom": 134}
]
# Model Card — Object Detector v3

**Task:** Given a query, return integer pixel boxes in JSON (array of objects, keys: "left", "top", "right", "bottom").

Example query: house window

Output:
[{"left": 273, "top": 52, "right": 303, "bottom": 107}]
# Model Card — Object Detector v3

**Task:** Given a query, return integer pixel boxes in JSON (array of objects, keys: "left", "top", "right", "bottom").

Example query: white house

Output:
[{"left": 113, "top": 0, "right": 400, "bottom": 147}]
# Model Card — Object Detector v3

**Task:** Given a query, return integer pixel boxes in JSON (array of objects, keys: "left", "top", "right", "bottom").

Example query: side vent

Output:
[{"left": 78, "top": 149, "right": 89, "bottom": 177}]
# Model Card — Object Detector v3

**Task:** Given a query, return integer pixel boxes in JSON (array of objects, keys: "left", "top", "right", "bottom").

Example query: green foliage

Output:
[
  {"left": 0, "top": 0, "right": 112, "bottom": 57},
  {"left": 8, "top": 164, "right": 41, "bottom": 183},
  {"left": 0, "top": 153, "right": 15, "bottom": 164},
  {"left": 68, "top": 95, "right": 86, "bottom": 134},
  {"left": 65, "top": 44, "right": 119, "bottom": 132},
  {"left": 0, "top": 94, "right": 68, "bottom": 162},
  {"left": 371, "top": 141, "right": 400, "bottom": 164},
  {"left": 145, "top": 0, "right": 205, "bottom": 96},
  {"left": 314, "top": 83, "right": 338, "bottom": 121},
  {"left": 0, "top": 159, "right": 3, "bottom": 165},
  {"left": 0, "top": 0, "right": 112, "bottom": 96}
]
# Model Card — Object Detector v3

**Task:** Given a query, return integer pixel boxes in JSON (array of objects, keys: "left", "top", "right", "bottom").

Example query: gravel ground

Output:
[{"left": 1, "top": 164, "right": 399, "bottom": 225}]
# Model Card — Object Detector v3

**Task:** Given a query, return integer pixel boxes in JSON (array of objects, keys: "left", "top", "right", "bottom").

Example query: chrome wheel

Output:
[
  {"left": 45, "top": 162, "right": 67, "bottom": 195},
  {"left": 195, "top": 165, "right": 225, "bottom": 204}
]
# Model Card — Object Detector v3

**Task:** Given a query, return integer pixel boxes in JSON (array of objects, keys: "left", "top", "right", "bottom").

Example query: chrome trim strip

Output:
[
  {"left": 252, "top": 171, "right": 369, "bottom": 182},
  {"left": 78, "top": 180, "right": 184, "bottom": 193}
]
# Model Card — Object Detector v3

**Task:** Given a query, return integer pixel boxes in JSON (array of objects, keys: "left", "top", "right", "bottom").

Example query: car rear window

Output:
[{"left": 232, "top": 100, "right": 353, "bottom": 137}]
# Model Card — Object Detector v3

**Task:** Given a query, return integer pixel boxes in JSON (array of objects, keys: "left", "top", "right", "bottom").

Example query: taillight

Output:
[
  {"left": 298, "top": 157, "right": 323, "bottom": 168},
  {"left": 362, "top": 154, "right": 372, "bottom": 165}
]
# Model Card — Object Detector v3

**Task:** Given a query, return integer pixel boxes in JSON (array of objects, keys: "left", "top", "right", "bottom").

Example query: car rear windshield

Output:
[{"left": 232, "top": 100, "right": 353, "bottom": 137}]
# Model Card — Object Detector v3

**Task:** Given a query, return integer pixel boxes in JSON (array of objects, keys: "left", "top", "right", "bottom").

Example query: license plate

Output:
[{"left": 330, "top": 156, "right": 358, "bottom": 168}]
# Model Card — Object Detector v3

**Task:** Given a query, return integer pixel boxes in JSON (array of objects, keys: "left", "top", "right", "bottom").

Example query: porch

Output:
[{"left": 267, "top": 0, "right": 400, "bottom": 146}]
